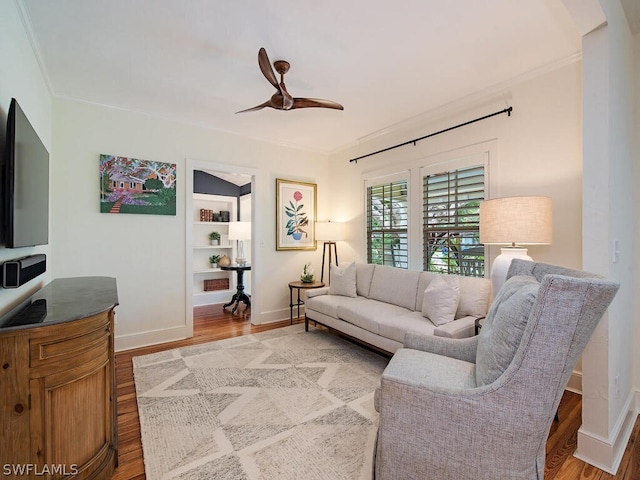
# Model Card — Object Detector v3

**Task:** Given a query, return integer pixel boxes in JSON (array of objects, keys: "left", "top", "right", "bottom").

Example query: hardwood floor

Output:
[{"left": 111, "top": 305, "right": 639, "bottom": 479}]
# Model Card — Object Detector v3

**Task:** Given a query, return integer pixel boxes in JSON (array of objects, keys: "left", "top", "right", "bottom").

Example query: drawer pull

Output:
[{"left": 14, "top": 403, "right": 24, "bottom": 414}]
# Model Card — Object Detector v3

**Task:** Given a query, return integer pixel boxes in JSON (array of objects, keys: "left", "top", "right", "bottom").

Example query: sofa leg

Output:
[{"left": 305, "top": 315, "right": 309, "bottom": 332}]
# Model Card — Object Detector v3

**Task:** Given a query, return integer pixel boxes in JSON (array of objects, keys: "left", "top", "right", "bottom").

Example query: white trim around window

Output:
[{"left": 362, "top": 140, "right": 496, "bottom": 273}]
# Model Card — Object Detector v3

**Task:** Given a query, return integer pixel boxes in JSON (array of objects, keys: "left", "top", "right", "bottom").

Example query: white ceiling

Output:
[{"left": 19, "top": 0, "right": 583, "bottom": 153}]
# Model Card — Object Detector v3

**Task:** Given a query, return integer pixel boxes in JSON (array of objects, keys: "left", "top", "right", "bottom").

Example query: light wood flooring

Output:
[{"left": 111, "top": 304, "right": 639, "bottom": 479}]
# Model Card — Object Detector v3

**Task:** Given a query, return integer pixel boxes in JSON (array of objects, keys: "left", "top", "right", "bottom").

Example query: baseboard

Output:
[
  {"left": 114, "top": 306, "right": 297, "bottom": 351},
  {"left": 574, "top": 390, "right": 638, "bottom": 474},
  {"left": 566, "top": 370, "right": 583, "bottom": 394},
  {"left": 115, "top": 324, "right": 192, "bottom": 352},
  {"left": 252, "top": 306, "right": 299, "bottom": 325}
]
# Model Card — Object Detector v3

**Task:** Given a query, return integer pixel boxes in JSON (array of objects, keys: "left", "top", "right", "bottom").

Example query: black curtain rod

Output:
[{"left": 349, "top": 106, "right": 513, "bottom": 163}]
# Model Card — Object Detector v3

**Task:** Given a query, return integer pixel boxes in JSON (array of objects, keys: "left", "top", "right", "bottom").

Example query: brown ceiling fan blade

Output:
[
  {"left": 258, "top": 48, "right": 280, "bottom": 91},
  {"left": 235, "top": 100, "right": 272, "bottom": 114},
  {"left": 291, "top": 98, "right": 344, "bottom": 110},
  {"left": 241, "top": 50, "right": 344, "bottom": 114}
]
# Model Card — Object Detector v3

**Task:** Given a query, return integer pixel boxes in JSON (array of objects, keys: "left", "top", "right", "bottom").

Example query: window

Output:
[
  {"left": 367, "top": 180, "right": 408, "bottom": 268},
  {"left": 423, "top": 165, "right": 484, "bottom": 277}
]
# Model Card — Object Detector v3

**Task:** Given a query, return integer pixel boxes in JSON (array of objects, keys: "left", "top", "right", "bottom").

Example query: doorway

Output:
[{"left": 185, "top": 159, "right": 256, "bottom": 338}]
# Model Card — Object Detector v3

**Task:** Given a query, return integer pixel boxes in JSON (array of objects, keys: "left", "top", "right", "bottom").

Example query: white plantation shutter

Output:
[
  {"left": 366, "top": 180, "right": 409, "bottom": 268},
  {"left": 423, "top": 165, "right": 485, "bottom": 277}
]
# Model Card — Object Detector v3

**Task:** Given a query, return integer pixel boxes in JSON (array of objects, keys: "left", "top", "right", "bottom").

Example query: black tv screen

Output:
[{"left": 2, "top": 98, "right": 49, "bottom": 248}]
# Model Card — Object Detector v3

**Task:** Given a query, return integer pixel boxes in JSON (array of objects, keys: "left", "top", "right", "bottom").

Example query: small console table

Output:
[
  {"left": 288, "top": 280, "right": 325, "bottom": 325},
  {"left": 0, "top": 277, "right": 119, "bottom": 480},
  {"left": 221, "top": 265, "right": 251, "bottom": 313}
]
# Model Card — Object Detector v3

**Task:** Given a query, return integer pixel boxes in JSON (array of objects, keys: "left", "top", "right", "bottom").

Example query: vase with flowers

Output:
[{"left": 300, "top": 263, "right": 315, "bottom": 283}]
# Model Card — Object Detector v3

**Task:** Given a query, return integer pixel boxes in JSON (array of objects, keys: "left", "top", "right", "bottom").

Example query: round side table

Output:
[{"left": 288, "top": 280, "right": 325, "bottom": 324}]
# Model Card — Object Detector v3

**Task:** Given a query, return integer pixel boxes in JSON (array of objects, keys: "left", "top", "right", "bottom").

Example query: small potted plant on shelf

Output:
[
  {"left": 209, "top": 231, "right": 221, "bottom": 245},
  {"left": 209, "top": 255, "right": 221, "bottom": 268}
]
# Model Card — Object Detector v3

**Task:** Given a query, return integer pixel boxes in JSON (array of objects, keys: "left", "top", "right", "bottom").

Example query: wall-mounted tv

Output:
[{"left": 2, "top": 98, "right": 49, "bottom": 248}]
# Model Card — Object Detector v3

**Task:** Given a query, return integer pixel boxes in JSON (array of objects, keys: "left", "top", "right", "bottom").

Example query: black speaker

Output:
[{"left": 2, "top": 254, "right": 46, "bottom": 288}]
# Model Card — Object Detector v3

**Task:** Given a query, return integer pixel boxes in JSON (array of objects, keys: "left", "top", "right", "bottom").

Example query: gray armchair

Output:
[{"left": 373, "top": 260, "right": 619, "bottom": 480}]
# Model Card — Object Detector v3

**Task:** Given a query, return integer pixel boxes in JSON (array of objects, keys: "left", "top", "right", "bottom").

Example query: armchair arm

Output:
[{"left": 403, "top": 332, "right": 478, "bottom": 364}]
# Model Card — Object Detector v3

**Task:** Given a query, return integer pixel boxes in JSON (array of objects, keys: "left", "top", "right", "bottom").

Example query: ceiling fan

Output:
[{"left": 236, "top": 47, "right": 344, "bottom": 113}]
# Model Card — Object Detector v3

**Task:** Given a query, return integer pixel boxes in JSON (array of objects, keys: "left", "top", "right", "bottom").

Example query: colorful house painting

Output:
[{"left": 100, "top": 154, "right": 176, "bottom": 215}]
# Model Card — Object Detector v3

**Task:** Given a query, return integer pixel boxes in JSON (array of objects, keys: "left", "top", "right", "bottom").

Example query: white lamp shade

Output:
[
  {"left": 315, "top": 221, "right": 345, "bottom": 241},
  {"left": 228, "top": 221, "right": 251, "bottom": 240},
  {"left": 479, "top": 196, "right": 552, "bottom": 245}
]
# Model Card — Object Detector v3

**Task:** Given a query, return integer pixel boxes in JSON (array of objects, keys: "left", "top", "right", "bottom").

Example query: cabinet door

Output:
[
  {"left": 30, "top": 343, "right": 115, "bottom": 479},
  {"left": 27, "top": 311, "right": 116, "bottom": 480}
]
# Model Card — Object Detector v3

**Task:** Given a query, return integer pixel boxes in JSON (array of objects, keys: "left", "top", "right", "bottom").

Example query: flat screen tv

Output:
[{"left": 2, "top": 98, "right": 49, "bottom": 248}]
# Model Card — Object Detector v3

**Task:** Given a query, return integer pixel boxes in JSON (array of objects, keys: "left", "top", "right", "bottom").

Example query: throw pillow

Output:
[
  {"left": 475, "top": 275, "right": 539, "bottom": 386},
  {"left": 329, "top": 262, "right": 357, "bottom": 297},
  {"left": 455, "top": 276, "right": 491, "bottom": 319},
  {"left": 421, "top": 275, "right": 460, "bottom": 326}
]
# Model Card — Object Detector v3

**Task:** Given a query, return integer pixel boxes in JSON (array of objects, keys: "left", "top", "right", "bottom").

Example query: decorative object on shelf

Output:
[
  {"left": 217, "top": 255, "right": 231, "bottom": 267},
  {"left": 209, "top": 254, "right": 221, "bottom": 268},
  {"left": 209, "top": 231, "right": 221, "bottom": 245},
  {"left": 300, "top": 263, "right": 315, "bottom": 283},
  {"left": 199, "top": 210, "right": 226, "bottom": 222},
  {"left": 204, "top": 278, "right": 230, "bottom": 291},
  {"left": 315, "top": 221, "right": 345, "bottom": 284},
  {"left": 276, "top": 178, "right": 317, "bottom": 251},
  {"left": 229, "top": 221, "right": 251, "bottom": 266},
  {"left": 99, "top": 154, "right": 176, "bottom": 215},
  {"left": 480, "top": 196, "right": 552, "bottom": 296},
  {"left": 200, "top": 209, "right": 212, "bottom": 221}
]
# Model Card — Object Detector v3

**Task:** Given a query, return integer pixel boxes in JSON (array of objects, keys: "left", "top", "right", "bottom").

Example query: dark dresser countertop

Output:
[{"left": 0, "top": 276, "right": 119, "bottom": 331}]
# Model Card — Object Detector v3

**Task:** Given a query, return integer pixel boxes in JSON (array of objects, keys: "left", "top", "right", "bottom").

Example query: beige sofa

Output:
[{"left": 305, "top": 262, "right": 492, "bottom": 353}]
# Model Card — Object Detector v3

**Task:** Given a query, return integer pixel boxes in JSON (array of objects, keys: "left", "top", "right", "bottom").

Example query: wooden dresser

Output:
[{"left": 0, "top": 277, "right": 118, "bottom": 480}]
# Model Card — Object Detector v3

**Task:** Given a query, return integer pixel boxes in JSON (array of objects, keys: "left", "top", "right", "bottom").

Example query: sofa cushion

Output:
[
  {"left": 475, "top": 275, "right": 540, "bottom": 386},
  {"left": 337, "top": 299, "right": 410, "bottom": 336},
  {"left": 356, "top": 263, "right": 376, "bottom": 297},
  {"left": 369, "top": 265, "right": 421, "bottom": 311},
  {"left": 305, "top": 294, "right": 365, "bottom": 319},
  {"left": 421, "top": 275, "right": 460, "bottom": 326},
  {"left": 378, "top": 311, "right": 436, "bottom": 344},
  {"left": 329, "top": 262, "right": 357, "bottom": 297},
  {"left": 456, "top": 275, "right": 492, "bottom": 319}
]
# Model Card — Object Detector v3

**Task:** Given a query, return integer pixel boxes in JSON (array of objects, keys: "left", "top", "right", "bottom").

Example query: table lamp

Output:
[
  {"left": 480, "top": 196, "right": 552, "bottom": 295},
  {"left": 228, "top": 221, "right": 251, "bottom": 266},
  {"left": 315, "top": 221, "right": 345, "bottom": 283}
]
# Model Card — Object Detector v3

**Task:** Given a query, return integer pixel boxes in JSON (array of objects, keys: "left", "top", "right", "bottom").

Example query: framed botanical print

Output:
[{"left": 276, "top": 178, "right": 317, "bottom": 250}]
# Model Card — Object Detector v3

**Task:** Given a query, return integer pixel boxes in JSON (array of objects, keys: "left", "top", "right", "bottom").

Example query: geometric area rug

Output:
[{"left": 133, "top": 324, "right": 390, "bottom": 479}]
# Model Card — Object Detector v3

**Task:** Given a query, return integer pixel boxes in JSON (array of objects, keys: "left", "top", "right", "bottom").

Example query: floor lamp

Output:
[
  {"left": 479, "top": 196, "right": 552, "bottom": 296},
  {"left": 315, "top": 221, "right": 345, "bottom": 284}
]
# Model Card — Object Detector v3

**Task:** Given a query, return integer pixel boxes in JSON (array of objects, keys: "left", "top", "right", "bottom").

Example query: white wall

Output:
[
  {"left": 0, "top": 0, "right": 52, "bottom": 316},
  {"left": 51, "top": 98, "right": 329, "bottom": 350},
  {"left": 327, "top": 61, "right": 583, "bottom": 273},
  {"left": 576, "top": 0, "right": 637, "bottom": 472}
]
